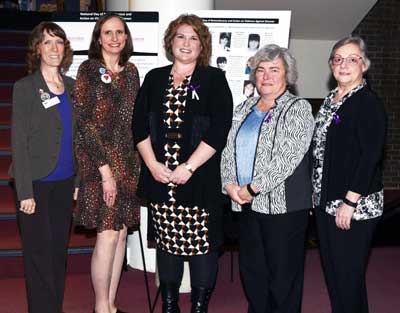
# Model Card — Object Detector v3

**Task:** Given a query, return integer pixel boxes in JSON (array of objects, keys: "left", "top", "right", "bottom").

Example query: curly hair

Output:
[
  {"left": 26, "top": 22, "right": 73, "bottom": 74},
  {"left": 88, "top": 13, "right": 133, "bottom": 66},
  {"left": 164, "top": 14, "right": 211, "bottom": 68}
]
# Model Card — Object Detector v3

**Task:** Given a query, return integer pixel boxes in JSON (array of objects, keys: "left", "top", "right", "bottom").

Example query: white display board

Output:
[
  {"left": 53, "top": 11, "right": 159, "bottom": 82},
  {"left": 196, "top": 10, "right": 291, "bottom": 105}
]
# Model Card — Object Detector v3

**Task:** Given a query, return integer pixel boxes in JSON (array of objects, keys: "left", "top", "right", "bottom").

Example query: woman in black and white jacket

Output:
[{"left": 221, "top": 44, "right": 314, "bottom": 313}]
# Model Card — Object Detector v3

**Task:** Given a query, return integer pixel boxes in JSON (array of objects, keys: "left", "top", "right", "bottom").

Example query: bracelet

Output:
[
  {"left": 343, "top": 198, "right": 357, "bottom": 208},
  {"left": 246, "top": 184, "right": 260, "bottom": 197},
  {"left": 184, "top": 162, "right": 194, "bottom": 174}
]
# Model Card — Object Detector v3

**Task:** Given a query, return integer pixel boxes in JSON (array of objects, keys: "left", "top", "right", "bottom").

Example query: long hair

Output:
[
  {"left": 26, "top": 22, "right": 73, "bottom": 74},
  {"left": 88, "top": 13, "right": 133, "bottom": 66}
]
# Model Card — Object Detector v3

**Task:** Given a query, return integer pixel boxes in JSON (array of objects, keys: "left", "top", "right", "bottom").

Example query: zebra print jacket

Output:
[{"left": 221, "top": 90, "right": 315, "bottom": 214}]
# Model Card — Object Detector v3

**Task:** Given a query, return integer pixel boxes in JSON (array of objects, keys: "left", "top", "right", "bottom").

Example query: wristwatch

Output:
[
  {"left": 342, "top": 198, "right": 357, "bottom": 208},
  {"left": 184, "top": 162, "right": 195, "bottom": 174}
]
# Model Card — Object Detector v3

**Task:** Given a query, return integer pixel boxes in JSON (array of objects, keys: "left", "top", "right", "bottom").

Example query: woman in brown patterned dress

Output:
[
  {"left": 73, "top": 13, "right": 140, "bottom": 313},
  {"left": 134, "top": 14, "right": 233, "bottom": 313}
]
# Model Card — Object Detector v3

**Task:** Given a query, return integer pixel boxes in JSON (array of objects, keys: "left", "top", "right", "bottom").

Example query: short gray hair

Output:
[
  {"left": 249, "top": 44, "right": 298, "bottom": 86},
  {"left": 329, "top": 36, "right": 371, "bottom": 71}
]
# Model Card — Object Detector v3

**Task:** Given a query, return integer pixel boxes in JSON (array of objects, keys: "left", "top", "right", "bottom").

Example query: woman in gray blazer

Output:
[{"left": 9, "top": 22, "right": 76, "bottom": 313}]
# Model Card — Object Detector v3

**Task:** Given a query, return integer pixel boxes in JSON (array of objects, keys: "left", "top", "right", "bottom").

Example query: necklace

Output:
[
  {"left": 44, "top": 75, "right": 63, "bottom": 89},
  {"left": 46, "top": 80, "right": 64, "bottom": 89}
]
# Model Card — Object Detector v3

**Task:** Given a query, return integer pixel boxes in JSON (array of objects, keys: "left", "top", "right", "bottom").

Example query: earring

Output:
[{"left": 98, "top": 40, "right": 102, "bottom": 45}]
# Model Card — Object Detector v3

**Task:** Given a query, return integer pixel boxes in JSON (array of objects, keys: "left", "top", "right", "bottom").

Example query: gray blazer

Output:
[{"left": 9, "top": 70, "right": 75, "bottom": 200}]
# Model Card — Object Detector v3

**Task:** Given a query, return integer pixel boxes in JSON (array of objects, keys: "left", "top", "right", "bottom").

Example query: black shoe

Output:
[
  {"left": 160, "top": 282, "right": 181, "bottom": 313},
  {"left": 116, "top": 309, "right": 127, "bottom": 313},
  {"left": 190, "top": 286, "right": 212, "bottom": 313}
]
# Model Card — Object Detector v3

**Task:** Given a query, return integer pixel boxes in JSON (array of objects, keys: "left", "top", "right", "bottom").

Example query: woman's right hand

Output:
[
  {"left": 149, "top": 161, "right": 172, "bottom": 184},
  {"left": 102, "top": 177, "right": 117, "bottom": 208},
  {"left": 225, "top": 184, "right": 247, "bottom": 205},
  {"left": 20, "top": 198, "right": 36, "bottom": 215}
]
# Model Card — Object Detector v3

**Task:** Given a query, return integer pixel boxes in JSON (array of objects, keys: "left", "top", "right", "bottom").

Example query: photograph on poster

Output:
[
  {"left": 196, "top": 10, "right": 291, "bottom": 105},
  {"left": 248, "top": 33, "right": 260, "bottom": 52},
  {"left": 243, "top": 80, "right": 256, "bottom": 98},
  {"left": 216, "top": 56, "right": 228, "bottom": 73},
  {"left": 218, "top": 32, "right": 232, "bottom": 52}
]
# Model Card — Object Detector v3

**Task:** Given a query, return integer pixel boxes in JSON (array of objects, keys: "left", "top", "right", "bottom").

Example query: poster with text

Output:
[
  {"left": 195, "top": 10, "right": 291, "bottom": 105},
  {"left": 53, "top": 11, "right": 159, "bottom": 83}
]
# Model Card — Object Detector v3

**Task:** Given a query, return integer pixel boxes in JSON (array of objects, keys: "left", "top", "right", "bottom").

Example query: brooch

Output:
[
  {"left": 99, "top": 67, "right": 112, "bottom": 84},
  {"left": 39, "top": 88, "right": 50, "bottom": 101},
  {"left": 332, "top": 112, "right": 341, "bottom": 124},
  {"left": 264, "top": 111, "right": 273, "bottom": 123},
  {"left": 188, "top": 84, "right": 200, "bottom": 100}
]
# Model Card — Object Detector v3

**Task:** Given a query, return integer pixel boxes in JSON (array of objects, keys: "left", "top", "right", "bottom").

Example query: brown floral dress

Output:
[{"left": 73, "top": 59, "right": 140, "bottom": 232}]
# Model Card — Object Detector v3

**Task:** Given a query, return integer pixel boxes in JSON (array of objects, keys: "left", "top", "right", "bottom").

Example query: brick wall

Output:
[{"left": 352, "top": 0, "right": 400, "bottom": 189}]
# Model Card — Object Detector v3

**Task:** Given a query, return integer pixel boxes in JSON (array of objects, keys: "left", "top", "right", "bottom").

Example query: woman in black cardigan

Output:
[
  {"left": 312, "top": 36, "right": 387, "bottom": 313},
  {"left": 133, "top": 14, "right": 233, "bottom": 313}
]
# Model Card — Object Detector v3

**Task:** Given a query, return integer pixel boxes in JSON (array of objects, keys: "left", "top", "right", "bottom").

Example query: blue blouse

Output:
[
  {"left": 41, "top": 91, "right": 74, "bottom": 181},
  {"left": 236, "top": 107, "right": 267, "bottom": 186}
]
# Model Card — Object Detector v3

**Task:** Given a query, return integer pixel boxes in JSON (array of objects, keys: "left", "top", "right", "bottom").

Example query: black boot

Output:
[
  {"left": 160, "top": 282, "right": 180, "bottom": 313},
  {"left": 190, "top": 286, "right": 212, "bottom": 313}
]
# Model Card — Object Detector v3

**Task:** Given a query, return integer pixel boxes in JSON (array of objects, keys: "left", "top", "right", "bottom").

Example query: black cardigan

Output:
[
  {"left": 133, "top": 64, "right": 233, "bottom": 209},
  {"left": 319, "top": 86, "right": 387, "bottom": 209}
]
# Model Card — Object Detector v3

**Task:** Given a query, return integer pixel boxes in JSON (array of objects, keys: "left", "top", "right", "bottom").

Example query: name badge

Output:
[{"left": 42, "top": 96, "right": 60, "bottom": 109}]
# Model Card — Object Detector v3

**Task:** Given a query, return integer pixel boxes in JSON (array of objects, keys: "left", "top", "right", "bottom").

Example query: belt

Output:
[{"left": 165, "top": 132, "right": 183, "bottom": 139}]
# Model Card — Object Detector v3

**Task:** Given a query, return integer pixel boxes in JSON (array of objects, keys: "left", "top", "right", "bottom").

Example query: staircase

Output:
[{"left": 0, "top": 29, "right": 95, "bottom": 279}]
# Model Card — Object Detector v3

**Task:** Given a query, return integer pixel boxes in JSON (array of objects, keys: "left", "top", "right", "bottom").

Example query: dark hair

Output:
[
  {"left": 164, "top": 14, "right": 211, "bottom": 68},
  {"left": 248, "top": 34, "right": 260, "bottom": 42},
  {"left": 88, "top": 13, "right": 133, "bottom": 66},
  {"left": 26, "top": 22, "right": 73, "bottom": 74},
  {"left": 219, "top": 32, "right": 230, "bottom": 40},
  {"left": 248, "top": 34, "right": 260, "bottom": 49},
  {"left": 216, "top": 56, "right": 227, "bottom": 64}
]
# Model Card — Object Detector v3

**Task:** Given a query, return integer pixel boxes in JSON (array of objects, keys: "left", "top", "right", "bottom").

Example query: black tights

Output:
[{"left": 157, "top": 249, "right": 218, "bottom": 289}]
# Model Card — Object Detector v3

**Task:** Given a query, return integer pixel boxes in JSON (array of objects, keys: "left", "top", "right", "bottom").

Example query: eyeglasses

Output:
[{"left": 331, "top": 55, "right": 363, "bottom": 66}]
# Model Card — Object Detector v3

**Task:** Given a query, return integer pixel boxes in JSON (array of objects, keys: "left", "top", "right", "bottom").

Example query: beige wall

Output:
[{"left": 289, "top": 39, "right": 336, "bottom": 99}]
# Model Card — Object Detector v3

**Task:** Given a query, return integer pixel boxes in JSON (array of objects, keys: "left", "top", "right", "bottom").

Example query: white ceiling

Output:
[{"left": 215, "top": 0, "right": 377, "bottom": 40}]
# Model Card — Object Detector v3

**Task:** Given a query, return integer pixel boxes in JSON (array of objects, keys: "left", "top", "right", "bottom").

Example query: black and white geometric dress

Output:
[{"left": 150, "top": 74, "right": 210, "bottom": 256}]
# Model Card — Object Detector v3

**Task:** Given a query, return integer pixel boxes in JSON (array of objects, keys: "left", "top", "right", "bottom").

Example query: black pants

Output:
[
  {"left": 157, "top": 249, "right": 218, "bottom": 289},
  {"left": 315, "top": 209, "right": 379, "bottom": 313},
  {"left": 17, "top": 178, "right": 74, "bottom": 313},
  {"left": 239, "top": 209, "right": 309, "bottom": 313}
]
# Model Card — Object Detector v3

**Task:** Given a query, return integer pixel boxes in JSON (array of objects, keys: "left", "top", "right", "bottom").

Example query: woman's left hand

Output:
[
  {"left": 335, "top": 203, "right": 355, "bottom": 230},
  {"left": 238, "top": 186, "right": 253, "bottom": 203},
  {"left": 169, "top": 164, "right": 192, "bottom": 185}
]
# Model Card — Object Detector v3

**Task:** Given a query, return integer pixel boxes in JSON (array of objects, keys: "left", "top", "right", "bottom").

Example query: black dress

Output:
[
  {"left": 133, "top": 65, "right": 233, "bottom": 255},
  {"left": 150, "top": 74, "right": 210, "bottom": 256}
]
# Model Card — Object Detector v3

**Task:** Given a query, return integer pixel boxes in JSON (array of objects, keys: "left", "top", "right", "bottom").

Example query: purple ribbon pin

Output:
[
  {"left": 332, "top": 112, "right": 341, "bottom": 125},
  {"left": 188, "top": 84, "right": 200, "bottom": 92},
  {"left": 188, "top": 84, "right": 200, "bottom": 100},
  {"left": 264, "top": 111, "right": 273, "bottom": 123}
]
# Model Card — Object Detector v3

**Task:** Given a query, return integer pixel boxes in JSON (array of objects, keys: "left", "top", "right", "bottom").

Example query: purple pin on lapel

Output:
[
  {"left": 264, "top": 111, "right": 273, "bottom": 123},
  {"left": 188, "top": 84, "right": 200, "bottom": 100},
  {"left": 332, "top": 112, "right": 341, "bottom": 125}
]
